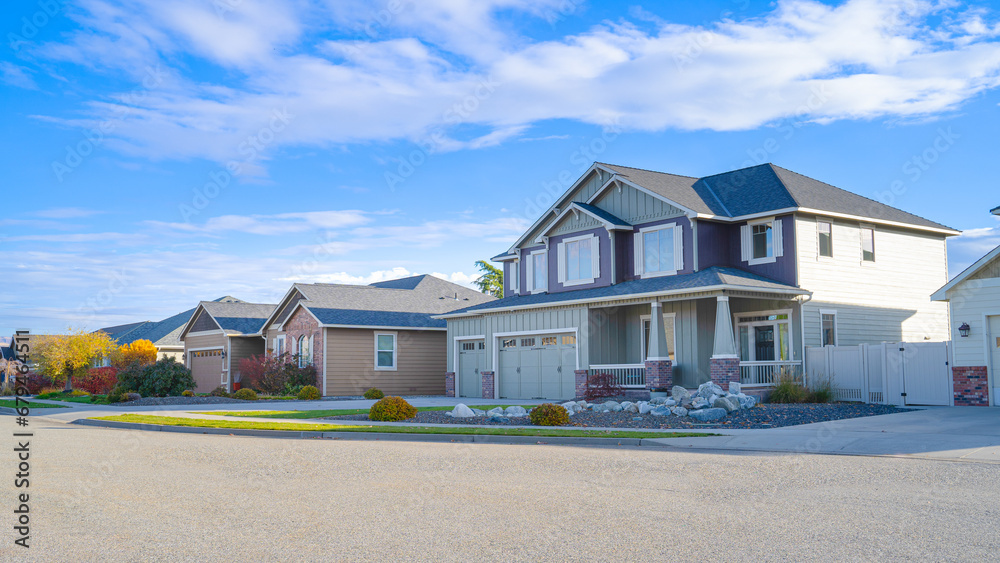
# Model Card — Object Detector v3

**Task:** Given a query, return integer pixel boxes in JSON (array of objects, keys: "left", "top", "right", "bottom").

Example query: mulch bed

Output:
[{"left": 325, "top": 403, "right": 911, "bottom": 430}]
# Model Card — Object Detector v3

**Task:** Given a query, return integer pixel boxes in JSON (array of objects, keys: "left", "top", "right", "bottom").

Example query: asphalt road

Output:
[{"left": 2, "top": 421, "right": 998, "bottom": 562}]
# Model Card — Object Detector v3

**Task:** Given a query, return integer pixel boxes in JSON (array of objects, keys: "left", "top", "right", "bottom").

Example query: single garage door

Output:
[
  {"left": 458, "top": 340, "right": 485, "bottom": 398},
  {"left": 498, "top": 334, "right": 576, "bottom": 400},
  {"left": 190, "top": 349, "right": 224, "bottom": 393}
]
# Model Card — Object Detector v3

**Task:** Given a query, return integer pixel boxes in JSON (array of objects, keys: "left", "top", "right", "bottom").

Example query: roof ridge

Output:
[
  {"left": 768, "top": 164, "right": 956, "bottom": 231},
  {"left": 596, "top": 162, "right": 698, "bottom": 180},
  {"left": 696, "top": 162, "right": 773, "bottom": 182}
]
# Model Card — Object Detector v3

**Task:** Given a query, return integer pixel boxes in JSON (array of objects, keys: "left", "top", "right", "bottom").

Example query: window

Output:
[
  {"left": 822, "top": 312, "right": 837, "bottom": 346},
  {"left": 462, "top": 342, "right": 476, "bottom": 351},
  {"left": 509, "top": 261, "right": 519, "bottom": 294},
  {"left": 526, "top": 250, "right": 547, "bottom": 293},
  {"left": 375, "top": 333, "right": 396, "bottom": 370},
  {"left": 275, "top": 335, "right": 285, "bottom": 356},
  {"left": 520, "top": 338, "right": 536, "bottom": 347},
  {"left": 558, "top": 234, "right": 599, "bottom": 286},
  {"left": 861, "top": 227, "right": 875, "bottom": 262},
  {"left": 741, "top": 219, "right": 783, "bottom": 265},
  {"left": 561, "top": 335, "right": 576, "bottom": 346},
  {"left": 818, "top": 221, "right": 833, "bottom": 257},
  {"left": 502, "top": 338, "right": 517, "bottom": 348},
  {"left": 736, "top": 310, "right": 793, "bottom": 363},
  {"left": 541, "top": 337, "right": 557, "bottom": 346},
  {"left": 297, "top": 335, "right": 312, "bottom": 368},
  {"left": 634, "top": 225, "right": 683, "bottom": 277}
]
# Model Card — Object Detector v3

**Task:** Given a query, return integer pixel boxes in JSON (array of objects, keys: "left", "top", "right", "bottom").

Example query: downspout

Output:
[
  {"left": 798, "top": 293, "right": 813, "bottom": 388},
  {"left": 609, "top": 228, "right": 617, "bottom": 285}
]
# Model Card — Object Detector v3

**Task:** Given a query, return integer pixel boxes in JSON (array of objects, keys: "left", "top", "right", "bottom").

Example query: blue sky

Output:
[{"left": 2, "top": 0, "right": 1000, "bottom": 336}]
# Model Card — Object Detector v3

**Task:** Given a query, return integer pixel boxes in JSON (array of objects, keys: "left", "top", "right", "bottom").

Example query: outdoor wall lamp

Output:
[{"left": 958, "top": 323, "right": 971, "bottom": 338}]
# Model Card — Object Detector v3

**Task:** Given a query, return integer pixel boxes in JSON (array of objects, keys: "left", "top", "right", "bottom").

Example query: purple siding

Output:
[
  {"left": 725, "top": 215, "right": 797, "bottom": 286},
  {"left": 696, "top": 220, "right": 732, "bottom": 269},
  {"left": 623, "top": 217, "right": 695, "bottom": 281},
  {"left": 546, "top": 227, "right": 613, "bottom": 293}
]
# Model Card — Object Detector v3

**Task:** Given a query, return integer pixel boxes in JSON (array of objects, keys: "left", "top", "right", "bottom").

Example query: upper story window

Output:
[
  {"left": 861, "top": 227, "right": 875, "bottom": 262},
  {"left": 634, "top": 224, "right": 683, "bottom": 278},
  {"left": 508, "top": 261, "right": 519, "bottom": 294},
  {"left": 526, "top": 250, "right": 547, "bottom": 293},
  {"left": 741, "top": 218, "right": 783, "bottom": 265},
  {"left": 557, "top": 234, "right": 599, "bottom": 287},
  {"left": 818, "top": 221, "right": 833, "bottom": 257}
]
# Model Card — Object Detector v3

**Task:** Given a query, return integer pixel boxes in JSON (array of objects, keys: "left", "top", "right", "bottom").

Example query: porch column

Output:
[
  {"left": 710, "top": 295, "right": 740, "bottom": 391},
  {"left": 644, "top": 301, "right": 673, "bottom": 391}
]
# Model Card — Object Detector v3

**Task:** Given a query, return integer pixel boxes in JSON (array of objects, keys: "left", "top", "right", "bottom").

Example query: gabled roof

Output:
[
  {"left": 932, "top": 244, "right": 1000, "bottom": 301},
  {"left": 538, "top": 202, "right": 632, "bottom": 239},
  {"left": 270, "top": 275, "right": 495, "bottom": 331},
  {"left": 596, "top": 163, "right": 707, "bottom": 213},
  {"left": 437, "top": 267, "right": 808, "bottom": 318},
  {"left": 180, "top": 299, "right": 276, "bottom": 340},
  {"left": 99, "top": 296, "right": 241, "bottom": 349},
  {"left": 992, "top": 205, "right": 999, "bottom": 215}
]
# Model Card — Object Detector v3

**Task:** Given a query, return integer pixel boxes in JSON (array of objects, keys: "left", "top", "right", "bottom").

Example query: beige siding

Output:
[
  {"left": 184, "top": 333, "right": 226, "bottom": 357},
  {"left": 229, "top": 336, "right": 265, "bottom": 382},
  {"left": 325, "top": 328, "right": 447, "bottom": 396},
  {"left": 796, "top": 215, "right": 951, "bottom": 346},
  {"left": 945, "top": 279, "right": 1000, "bottom": 367}
]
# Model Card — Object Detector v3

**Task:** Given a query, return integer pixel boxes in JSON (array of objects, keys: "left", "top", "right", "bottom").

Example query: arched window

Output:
[{"left": 298, "top": 335, "right": 311, "bottom": 368}]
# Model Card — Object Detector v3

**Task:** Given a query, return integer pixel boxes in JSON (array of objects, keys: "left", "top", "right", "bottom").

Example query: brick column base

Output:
[
  {"left": 575, "top": 370, "right": 588, "bottom": 400},
  {"left": 710, "top": 356, "right": 740, "bottom": 392},
  {"left": 444, "top": 372, "right": 455, "bottom": 397},
  {"left": 481, "top": 371, "right": 495, "bottom": 400},
  {"left": 953, "top": 366, "right": 989, "bottom": 406},
  {"left": 644, "top": 360, "right": 673, "bottom": 391}
]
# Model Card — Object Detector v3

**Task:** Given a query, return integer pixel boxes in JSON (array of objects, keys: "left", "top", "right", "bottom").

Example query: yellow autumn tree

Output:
[
  {"left": 114, "top": 339, "right": 158, "bottom": 368},
  {"left": 33, "top": 329, "right": 119, "bottom": 387}
]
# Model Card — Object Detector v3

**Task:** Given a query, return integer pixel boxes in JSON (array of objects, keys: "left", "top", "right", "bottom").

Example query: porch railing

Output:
[
  {"left": 739, "top": 361, "right": 802, "bottom": 387},
  {"left": 588, "top": 364, "right": 646, "bottom": 388}
]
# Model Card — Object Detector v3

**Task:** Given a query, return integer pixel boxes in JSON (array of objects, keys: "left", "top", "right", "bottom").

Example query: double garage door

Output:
[
  {"left": 190, "top": 349, "right": 224, "bottom": 393},
  {"left": 458, "top": 333, "right": 578, "bottom": 400}
]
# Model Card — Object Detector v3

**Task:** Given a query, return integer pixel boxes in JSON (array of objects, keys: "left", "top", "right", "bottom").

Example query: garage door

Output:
[
  {"left": 458, "top": 340, "right": 485, "bottom": 398},
  {"left": 990, "top": 316, "right": 1000, "bottom": 406},
  {"left": 498, "top": 334, "right": 576, "bottom": 400},
  {"left": 190, "top": 349, "right": 224, "bottom": 393}
]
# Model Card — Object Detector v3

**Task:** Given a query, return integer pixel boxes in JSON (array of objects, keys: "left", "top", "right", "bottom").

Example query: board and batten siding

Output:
[
  {"left": 944, "top": 277, "right": 1000, "bottom": 367},
  {"left": 324, "top": 328, "right": 446, "bottom": 396},
  {"left": 795, "top": 215, "right": 951, "bottom": 346}
]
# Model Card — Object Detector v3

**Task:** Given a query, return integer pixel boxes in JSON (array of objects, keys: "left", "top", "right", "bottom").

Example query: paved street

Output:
[{"left": 2, "top": 420, "right": 998, "bottom": 562}]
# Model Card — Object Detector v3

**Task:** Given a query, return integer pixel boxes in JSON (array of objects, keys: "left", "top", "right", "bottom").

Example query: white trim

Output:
[
  {"left": 436, "top": 284, "right": 812, "bottom": 319},
  {"left": 260, "top": 285, "right": 306, "bottom": 333},
  {"left": 507, "top": 164, "right": 605, "bottom": 252},
  {"left": 860, "top": 224, "right": 876, "bottom": 264},
  {"left": 733, "top": 308, "right": 794, "bottom": 362},
  {"left": 374, "top": 331, "right": 398, "bottom": 371},
  {"left": 491, "top": 327, "right": 581, "bottom": 400},
  {"left": 186, "top": 346, "right": 223, "bottom": 353},
  {"left": 746, "top": 216, "right": 779, "bottom": 265},
  {"left": 509, "top": 260, "right": 520, "bottom": 295},
  {"left": 320, "top": 324, "right": 446, "bottom": 331},
  {"left": 817, "top": 218, "right": 834, "bottom": 260},
  {"left": 321, "top": 328, "right": 328, "bottom": 397},
  {"left": 528, "top": 249, "right": 548, "bottom": 293},
  {"left": 819, "top": 309, "right": 839, "bottom": 347},
  {"left": 540, "top": 202, "right": 632, "bottom": 238},
  {"left": 982, "top": 312, "right": 1000, "bottom": 407},
  {"left": 186, "top": 329, "right": 224, "bottom": 337},
  {"left": 453, "top": 334, "right": 487, "bottom": 398},
  {"left": 636, "top": 223, "right": 683, "bottom": 278},
  {"left": 559, "top": 233, "right": 598, "bottom": 287},
  {"left": 694, "top": 206, "right": 959, "bottom": 236},
  {"left": 277, "top": 302, "right": 324, "bottom": 331},
  {"left": 186, "top": 346, "right": 227, "bottom": 388},
  {"left": 933, "top": 244, "right": 1000, "bottom": 301}
]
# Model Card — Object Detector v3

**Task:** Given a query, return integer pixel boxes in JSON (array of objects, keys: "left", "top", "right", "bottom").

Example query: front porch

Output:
[{"left": 585, "top": 293, "right": 804, "bottom": 393}]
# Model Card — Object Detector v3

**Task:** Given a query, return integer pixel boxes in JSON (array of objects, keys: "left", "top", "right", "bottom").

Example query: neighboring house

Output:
[
  {"left": 932, "top": 205, "right": 1000, "bottom": 406},
  {"left": 261, "top": 275, "right": 494, "bottom": 397},
  {"left": 97, "top": 296, "right": 242, "bottom": 364},
  {"left": 178, "top": 299, "right": 277, "bottom": 393},
  {"left": 439, "top": 162, "right": 957, "bottom": 401}
]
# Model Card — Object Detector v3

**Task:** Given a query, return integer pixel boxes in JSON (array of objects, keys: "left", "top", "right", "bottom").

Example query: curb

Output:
[{"left": 72, "top": 418, "right": 664, "bottom": 447}]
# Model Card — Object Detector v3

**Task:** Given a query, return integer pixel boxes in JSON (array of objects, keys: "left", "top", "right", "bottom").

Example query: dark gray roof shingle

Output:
[
  {"left": 307, "top": 308, "right": 445, "bottom": 329},
  {"left": 441, "top": 267, "right": 806, "bottom": 315},
  {"left": 572, "top": 202, "right": 631, "bottom": 228},
  {"left": 200, "top": 302, "right": 276, "bottom": 335}
]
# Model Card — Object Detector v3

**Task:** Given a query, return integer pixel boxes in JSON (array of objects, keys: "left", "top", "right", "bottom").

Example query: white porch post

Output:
[
  {"left": 712, "top": 295, "right": 738, "bottom": 358},
  {"left": 647, "top": 301, "right": 669, "bottom": 360}
]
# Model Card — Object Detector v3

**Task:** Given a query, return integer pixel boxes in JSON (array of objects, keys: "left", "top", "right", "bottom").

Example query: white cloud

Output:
[
  {"left": 25, "top": 0, "right": 1000, "bottom": 171},
  {"left": 0, "top": 62, "right": 37, "bottom": 89},
  {"left": 33, "top": 207, "right": 105, "bottom": 219},
  {"left": 948, "top": 216, "right": 1000, "bottom": 275},
  {"left": 148, "top": 210, "right": 373, "bottom": 235}
]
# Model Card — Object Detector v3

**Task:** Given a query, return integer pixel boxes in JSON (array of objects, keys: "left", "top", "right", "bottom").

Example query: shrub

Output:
[
  {"left": 363, "top": 387, "right": 384, "bottom": 400},
  {"left": 124, "top": 392, "right": 141, "bottom": 402},
  {"left": 529, "top": 403, "right": 569, "bottom": 426},
  {"left": 769, "top": 380, "right": 807, "bottom": 403},
  {"left": 233, "top": 388, "right": 258, "bottom": 401},
  {"left": 182, "top": 389, "right": 194, "bottom": 397},
  {"left": 240, "top": 354, "right": 286, "bottom": 395},
  {"left": 297, "top": 385, "right": 321, "bottom": 400},
  {"left": 286, "top": 363, "right": 318, "bottom": 390},
  {"left": 209, "top": 386, "right": 230, "bottom": 398},
  {"left": 37, "top": 391, "right": 61, "bottom": 400},
  {"left": 23, "top": 372, "right": 54, "bottom": 395},
  {"left": 806, "top": 383, "right": 834, "bottom": 404},
  {"left": 117, "top": 358, "right": 195, "bottom": 397},
  {"left": 584, "top": 372, "right": 624, "bottom": 402},
  {"left": 68, "top": 389, "right": 90, "bottom": 397},
  {"left": 368, "top": 396, "right": 417, "bottom": 421},
  {"left": 107, "top": 386, "right": 127, "bottom": 404},
  {"left": 77, "top": 367, "right": 118, "bottom": 395}
]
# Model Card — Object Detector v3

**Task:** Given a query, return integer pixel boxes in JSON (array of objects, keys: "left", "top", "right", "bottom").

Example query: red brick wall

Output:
[
  {"left": 953, "top": 366, "right": 989, "bottom": 407},
  {"left": 481, "top": 371, "right": 495, "bottom": 399},
  {"left": 444, "top": 372, "right": 455, "bottom": 397},
  {"left": 710, "top": 357, "right": 740, "bottom": 392},
  {"left": 644, "top": 360, "right": 673, "bottom": 391},
  {"left": 284, "top": 308, "right": 323, "bottom": 391}
]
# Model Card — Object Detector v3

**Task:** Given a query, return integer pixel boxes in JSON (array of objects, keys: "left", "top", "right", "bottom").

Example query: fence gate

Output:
[{"left": 805, "top": 342, "right": 951, "bottom": 406}]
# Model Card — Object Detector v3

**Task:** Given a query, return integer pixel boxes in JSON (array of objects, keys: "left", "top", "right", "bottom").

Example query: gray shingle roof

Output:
[
  {"left": 98, "top": 321, "right": 151, "bottom": 341},
  {"left": 201, "top": 302, "right": 276, "bottom": 335},
  {"left": 441, "top": 267, "right": 806, "bottom": 316},
  {"left": 292, "top": 275, "right": 494, "bottom": 317},
  {"left": 308, "top": 308, "right": 445, "bottom": 329},
  {"left": 597, "top": 163, "right": 709, "bottom": 214},
  {"left": 572, "top": 202, "right": 631, "bottom": 228}
]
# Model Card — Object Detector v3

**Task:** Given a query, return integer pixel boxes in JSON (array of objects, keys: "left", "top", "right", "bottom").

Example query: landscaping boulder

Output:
[
  {"left": 650, "top": 405, "right": 672, "bottom": 417},
  {"left": 638, "top": 402, "right": 655, "bottom": 415},
  {"left": 671, "top": 406, "right": 688, "bottom": 417},
  {"left": 602, "top": 401, "right": 623, "bottom": 412},
  {"left": 621, "top": 401, "right": 639, "bottom": 413},
  {"left": 488, "top": 415, "right": 509, "bottom": 423},
  {"left": 576, "top": 401, "right": 589, "bottom": 410},
  {"left": 738, "top": 395, "right": 757, "bottom": 409},
  {"left": 650, "top": 397, "right": 666, "bottom": 405},
  {"left": 472, "top": 408, "right": 486, "bottom": 416},
  {"left": 729, "top": 382, "right": 742, "bottom": 395},
  {"left": 562, "top": 401, "right": 581, "bottom": 414},
  {"left": 690, "top": 397, "right": 709, "bottom": 410},
  {"left": 688, "top": 407, "right": 727, "bottom": 422},
  {"left": 712, "top": 396, "right": 739, "bottom": 413},
  {"left": 486, "top": 407, "right": 506, "bottom": 417},
  {"left": 698, "top": 382, "right": 725, "bottom": 399},
  {"left": 504, "top": 406, "right": 528, "bottom": 417},
  {"left": 664, "top": 398, "right": 677, "bottom": 408},
  {"left": 451, "top": 404, "right": 476, "bottom": 418},
  {"left": 671, "top": 386, "right": 691, "bottom": 401}
]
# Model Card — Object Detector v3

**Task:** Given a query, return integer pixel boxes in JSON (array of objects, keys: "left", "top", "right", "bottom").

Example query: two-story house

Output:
[{"left": 439, "top": 162, "right": 957, "bottom": 401}]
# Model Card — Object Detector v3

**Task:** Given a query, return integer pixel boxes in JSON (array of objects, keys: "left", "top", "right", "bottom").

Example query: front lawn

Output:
[
  {"left": 91, "top": 414, "right": 709, "bottom": 439},
  {"left": 199, "top": 405, "right": 541, "bottom": 419},
  {"left": 0, "top": 399, "right": 69, "bottom": 409}
]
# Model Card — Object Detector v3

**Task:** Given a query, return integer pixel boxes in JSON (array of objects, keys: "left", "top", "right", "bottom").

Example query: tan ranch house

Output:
[{"left": 261, "top": 275, "right": 494, "bottom": 396}]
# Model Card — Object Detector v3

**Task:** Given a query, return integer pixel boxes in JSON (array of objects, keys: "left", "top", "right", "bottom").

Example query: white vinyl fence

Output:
[{"left": 805, "top": 342, "right": 952, "bottom": 407}]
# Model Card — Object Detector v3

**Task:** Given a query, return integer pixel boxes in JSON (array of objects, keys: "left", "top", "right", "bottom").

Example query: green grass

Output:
[
  {"left": 91, "top": 414, "right": 711, "bottom": 439},
  {"left": 35, "top": 394, "right": 110, "bottom": 404},
  {"left": 198, "top": 405, "right": 540, "bottom": 419},
  {"left": 0, "top": 399, "right": 69, "bottom": 409}
]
